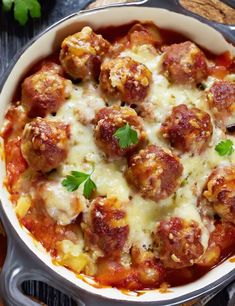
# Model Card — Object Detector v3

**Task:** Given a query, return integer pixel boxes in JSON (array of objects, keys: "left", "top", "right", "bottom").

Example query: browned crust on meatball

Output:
[
  {"left": 60, "top": 26, "right": 110, "bottom": 80},
  {"left": 21, "top": 118, "right": 70, "bottom": 172},
  {"left": 162, "top": 41, "right": 208, "bottom": 85},
  {"left": 131, "top": 247, "right": 165, "bottom": 287},
  {"left": 126, "top": 23, "right": 163, "bottom": 48},
  {"left": 161, "top": 104, "right": 213, "bottom": 154},
  {"left": 94, "top": 106, "right": 146, "bottom": 159},
  {"left": 207, "top": 80, "right": 235, "bottom": 128},
  {"left": 197, "top": 221, "right": 235, "bottom": 267},
  {"left": 109, "top": 23, "right": 162, "bottom": 57},
  {"left": 21, "top": 63, "right": 72, "bottom": 118},
  {"left": 99, "top": 57, "right": 152, "bottom": 104},
  {"left": 125, "top": 145, "right": 183, "bottom": 201},
  {"left": 155, "top": 217, "right": 204, "bottom": 269},
  {"left": 203, "top": 166, "right": 235, "bottom": 224},
  {"left": 85, "top": 197, "right": 129, "bottom": 258}
]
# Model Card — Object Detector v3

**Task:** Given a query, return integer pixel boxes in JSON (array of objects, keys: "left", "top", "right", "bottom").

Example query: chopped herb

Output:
[
  {"left": 181, "top": 178, "right": 188, "bottom": 187},
  {"left": 62, "top": 170, "right": 96, "bottom": 199},
  {"left": 198, "top": 83, "right": 207, "bottom": 90},
  {"left": 84, "top": 177, "right": 96, "bottom": 199},
  {"left": 180, "top": 172, "right": 192, "bottom": 187},
  {"left": 2, "top": 0, "right": 41, "bottom": 25},
  {"left": 113, "top": 123, "right": 138, "bottom": 149},
  {"left": 215, "top": 139, "right": 234, "bottom": 156}
]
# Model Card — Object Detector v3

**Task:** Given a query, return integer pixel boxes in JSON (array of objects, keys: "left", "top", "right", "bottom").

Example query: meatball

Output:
[
  {"left": 21, "top": 63, "right": 72, "bottom": 118},
  {"left": 84, "top": 197, "right": 129, "bottom": 258},
  {"left": 126, "top": 23, "right": 163, "bottom": 48},
  {"left": 99, "top": 57, "right": 152, "bottom": 104},
  {"left": 161, "top": 104, "right": 213, "bottom": 154},
  {"left": 60, "top": 26, "right": 110, "bottom": 80},
  {"left": 131, "top": 247, "right": 165, "bottom": 287},
  {"left": 110, "top": 23, "right": 162, "bottom": 57},
  {"left": 197, "top": 222, "right": 235, "bottom": 267},
  {"left": 208, "top": 81, "right": 235, "bottom": 128},
  {"left": 94, "top": 106, "right": 146, "bottom": 159},
  {"left": 162, "top": 41, "right": 208, "bottom": 85},
  {"left": 203, "top": 166, "right": 235, "bottom": 224},
  {"left": 155, "top": 217, "right": 204, "bottom": 269},
  {"left": 21, "top": 118, "right": 70, "bottom": 172},
  {"left": 125, "top": 145, "right": 183, "bottom": 201}
]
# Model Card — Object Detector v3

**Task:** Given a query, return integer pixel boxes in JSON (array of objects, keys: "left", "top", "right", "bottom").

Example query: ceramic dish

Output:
[{"left": 0, "top": 1, "right": 234, "bottom": 305}]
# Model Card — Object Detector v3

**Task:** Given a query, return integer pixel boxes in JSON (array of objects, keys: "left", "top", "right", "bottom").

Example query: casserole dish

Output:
[{"left": 0, "top": 0, "right": 235, "bottom": 305}]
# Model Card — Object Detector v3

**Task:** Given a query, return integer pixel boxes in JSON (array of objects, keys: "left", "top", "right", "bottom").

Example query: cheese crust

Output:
[{"left": 1, "top": 22, "right": 235, "bottom": 291}]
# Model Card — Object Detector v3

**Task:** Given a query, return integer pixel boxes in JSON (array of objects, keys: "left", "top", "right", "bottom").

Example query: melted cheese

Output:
[
  {"left": 40, "top": 181, "right": 87, "bottom": 226},
  {"left": 42, "top": 43, "right": 235, "bottom": 255}
]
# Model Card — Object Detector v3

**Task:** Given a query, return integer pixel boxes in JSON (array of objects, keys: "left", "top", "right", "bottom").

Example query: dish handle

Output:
[
  {"left": 139, "top": 0, "right": 235, "bottom": 43},
  {"left": 0, "top": 214, "right": 87, "bottom": 306}
]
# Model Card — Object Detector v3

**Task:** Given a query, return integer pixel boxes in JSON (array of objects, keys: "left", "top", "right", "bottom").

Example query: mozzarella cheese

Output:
[
  {"left": 39, "top": 181, "right": 87, "bottom": 226},
  {"left": 43, "top": 43, "right": 235, "bottom": 255}
]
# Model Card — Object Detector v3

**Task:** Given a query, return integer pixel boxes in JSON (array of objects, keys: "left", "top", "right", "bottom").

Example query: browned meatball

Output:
[
  {"left": 21, "top": 118, "right": 70, "bottom": 172},
  {"left": 203, "top": 166, "right": 235, "bottom": 224},
  {"left": 155, "top": 217, "right": 204, "bottom": 269},
  {"left": 197, "top": 222, "right": 235, "bottom": 267},
  {"left": 84, "top": 197, "right": 129, "bottom": 258},
  {"left": 162, "top": 41, "right": 208, "bottom": 85},
  {"left": 94, "top": 106, "right": 146, "bottom": 159},
  {"left": 110, "top": 23, "right": 163, "bottom": 57},
  {"left": 99, "top": 57, "right": 152, "bottom": 104},
  {"left": 126, "top": 23, "right": 163, "bottom": 48},
  {"left": 161, "top": 104, "right": 213, "bottom": 154},
  {"left": 60, "top": 26, "right": 110, "bottom": 80},
  {"left": 125, "top": 145, "right": 183, "bottom": 201},
  {"left": 21, "top": 63, "right": 72, "bottom": 118},
  {"left": 131, "top": 247, "right": 165, "bottom": 287},
  {"left": 208, "top": 81, "right": 235, "bottom": 128}
]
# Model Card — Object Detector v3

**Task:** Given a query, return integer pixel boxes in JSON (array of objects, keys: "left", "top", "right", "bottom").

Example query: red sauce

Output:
[{"left": 2, "top": 21, "right": 235, "bottom": 293}]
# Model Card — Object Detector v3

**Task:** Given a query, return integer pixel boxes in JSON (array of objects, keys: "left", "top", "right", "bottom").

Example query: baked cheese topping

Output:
[{"left": 2, "top": 23, "right": 235, "bottom": 290}]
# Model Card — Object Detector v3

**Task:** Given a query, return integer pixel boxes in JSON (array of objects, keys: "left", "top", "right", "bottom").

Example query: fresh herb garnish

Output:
[
  {"left": 215, "top": 139, "right": 234, "bottom": 156},
  {"left": 62, "top": 170, "right": 96, "bottom": 199},
  {"left": 2, "top": 0, "right": 41, "bottom": 25},
  {"left": 198, "top": 83, "right": 207, "bottom": 90},
  {"left": 113, "top": 123, "right": 138, "bottom": 149},
  {"left": 180, "top": 178, "right": 188, "bottom": 187}
]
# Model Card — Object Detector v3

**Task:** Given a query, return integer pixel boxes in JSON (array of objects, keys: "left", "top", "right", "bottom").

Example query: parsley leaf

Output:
[
  {"left": 2, "top": 0, "right": 13, "bottom": 11},
  {"left": 113, "top": 123, "right": 138, "bottom": 149},
  {"left": 215, "top": 139, "right": 234, "bottom": 156},
  {"left": 84, "top": 177, "right": 96, "bottom": 199},
  {"left": 62, "top": 170, "right": 96, "bottom": 199},
  {"left": 2, "top": 0, "right": 41, "bottom": 25},
  {"left": 180, "top": 178, "right": 188, "bottom": 187}
]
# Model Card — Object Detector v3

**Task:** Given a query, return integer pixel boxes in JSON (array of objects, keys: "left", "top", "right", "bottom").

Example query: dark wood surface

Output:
[
  {"left": 0, "top": 0, "right": 234, "bottom": 305},
  {"left": 0, "top": 0, "right": 92, "bottom": 79}
]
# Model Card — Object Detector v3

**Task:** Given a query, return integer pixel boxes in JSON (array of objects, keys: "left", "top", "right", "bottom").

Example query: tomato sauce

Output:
[{"left": 1, "top": 21, "right": 235, "bottom": 293}]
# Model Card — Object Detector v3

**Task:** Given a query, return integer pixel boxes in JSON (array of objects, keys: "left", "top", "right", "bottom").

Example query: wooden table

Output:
[{"left": 0, "top": 0, "right": 235, "bottom": 305}]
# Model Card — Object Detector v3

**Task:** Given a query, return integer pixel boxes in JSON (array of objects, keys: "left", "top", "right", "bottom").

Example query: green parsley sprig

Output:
[
  {"left": 113, "top": 123, "right": 138, "bottom": 149},
  {"left": 215, "top": 139, "right": 234, "bottom": 156},
  {"left": 2, "top": 0, "right": 41, "bottom": 25},
  {"left": 62, "top": 170, "right": 96, "bottom": 199}
]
